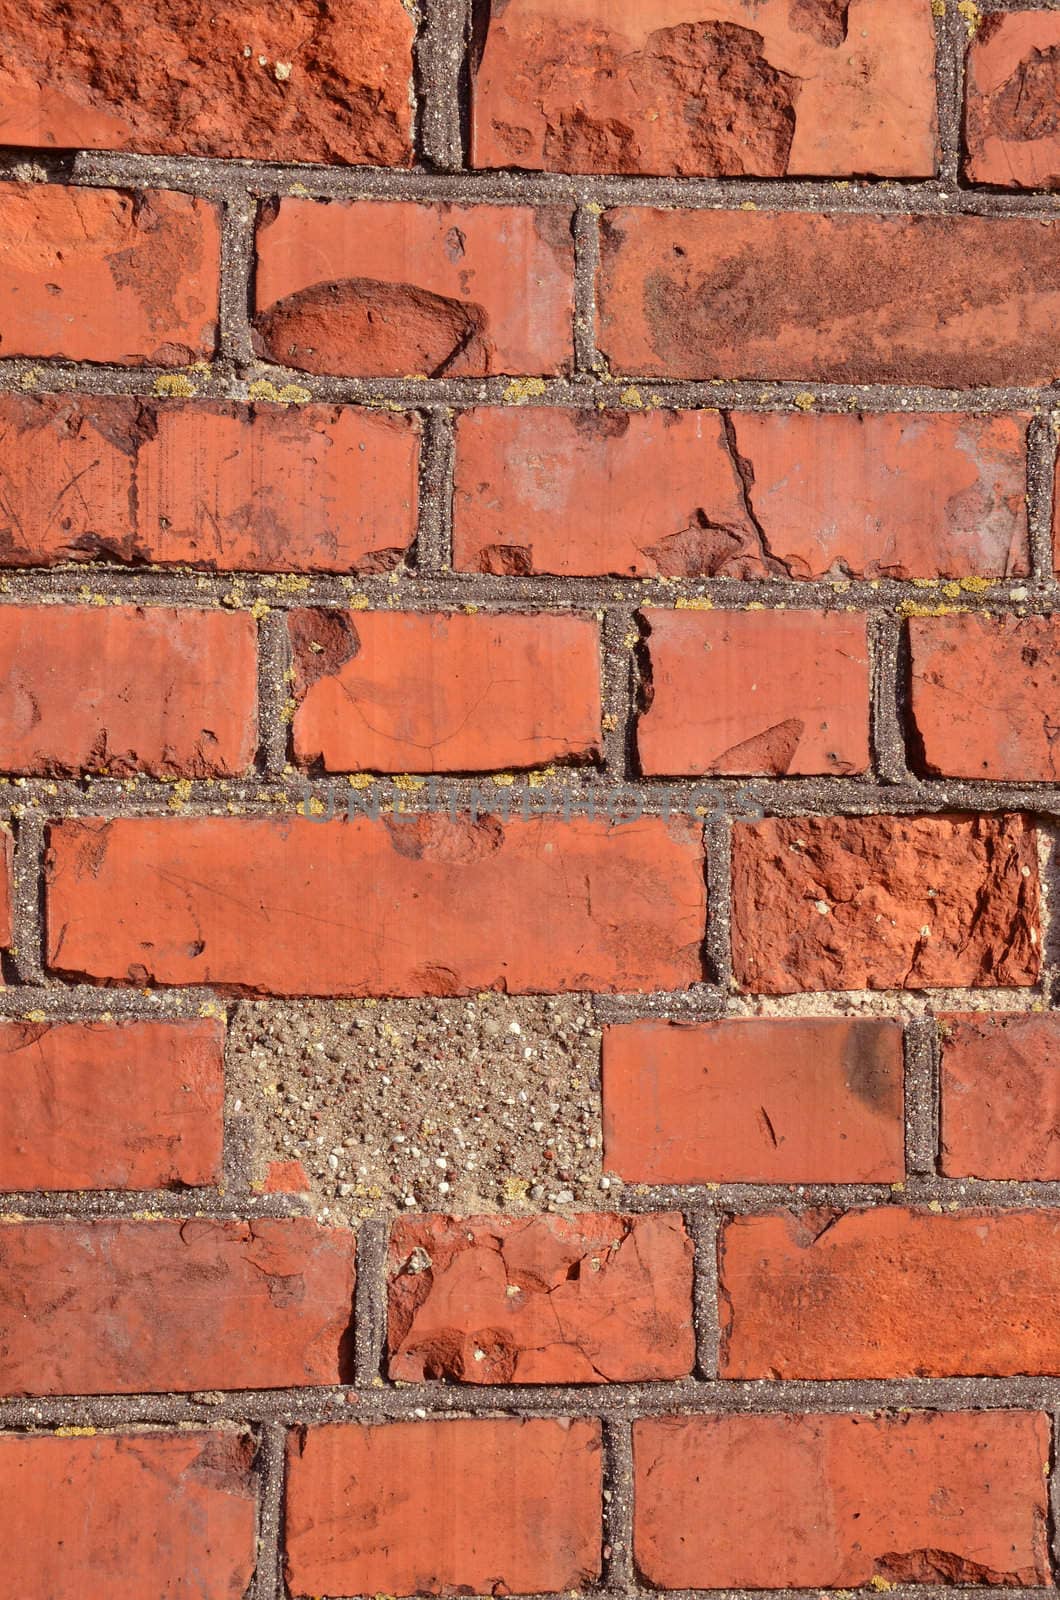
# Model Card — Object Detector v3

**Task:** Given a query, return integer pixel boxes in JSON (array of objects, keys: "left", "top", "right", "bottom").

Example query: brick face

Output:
[
  {"left": 0, "top": 184, "right": 220, "bottom": 364},
  {"left": 940, "top": 1013, "right": 1060, "bottom": 1180},
  {"left": 963, "top": 11, "right": 1060, "bottom": 188},
  {"left": 0, "top": 1432, "right": 259, "bottom": 1600},
  {"left": 285, "top": 1419, "right": 603, "bottom": 1597}
]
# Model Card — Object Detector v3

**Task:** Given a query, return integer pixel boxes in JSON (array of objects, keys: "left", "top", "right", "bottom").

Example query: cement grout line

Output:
[
  {"left": 1027, "top": 413, "right": 1059, "bottom": 583},
  {"left": 416, "top": 407, "right": 457, "bottom": 571},
  {"left": 602, "top": 1416, "right": 635, "bottom": 1592},
  {"left": 903, "top": 1017, "right": 941, "bottom": 1178},
  {"left": 415, "top": 0, "right": 470, "bottom": 173},
  {"left": 218, "top": 193, "right": 257, "bottom": 369},
  {"left": 689, "top": 1213, "right": 721, "bottom": 1381},
  {"left": 600, "top": 607, "right": 639, "bottom": 778},
  {"left": 573, "top": 203, "right": 605, "bottom": 375},
  {"left": 701, "top": 819, "right": 733, "bottom": 992},
  {"left": 252, "top": 1421, "right": 287, "bottom": 1600},
  {"left": 868, "top": 614, "right": 910, "bottom": 787},
  {"left": 9, "top": 810, "right": 46, "bottom": 986},
  {"left": 353, "top": 1220, "right": 390, "bottom": 1389},
  {"left": 256, "top": 610, "right": 292, "bottom": 778},
  {"left": 935, "top": 4, "right": 966, "bottom": 190}
]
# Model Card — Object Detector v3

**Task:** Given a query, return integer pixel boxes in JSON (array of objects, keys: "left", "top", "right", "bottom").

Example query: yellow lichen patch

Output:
[
  {"left": 793, "top": 391, "right": 816, "bottom": 411},
  {"left": 349, "top": 594, "right": 370, "bottom": 611},
  {"left": 167, "top": 779, "right": 193, "bottom": 812},
  {"left": 54, "top": 1426, "right": 97, "bottom": 1437},
  {"left": 932, "top": 0, "right": 945, "bottom": 14},
  {"left": 18, "top": 367, "right": 41, "bottom": 390},
  {"left": 247, "top": 378, "right": 312, "bottom": 406},
  {"left": 675, "top": 595, "right": 713, "bottom": 610},
  {"left": 348, "top": 773, "right": 374, "bottom": 789},
  {"left": 306, "top": 796, "right": 327, "bottom": 817},
  {"left": 502, "top": 377, "right": 547, "bottom": 405},
  {"left": 199, "top": 1000, "right": 225, "bottom": 1019},
  {"left": 739, "top": 200, "right": 758, "bottom": 211},
  {"left": 280, "top": 698, "right": 297, "bottom": 724},
  {"left": 492, "top": 773, "right": 516, "bottom": 787},
  {"left": 392, "top": 774, "right": 426, "bottom": 791},
  {"left": 584, "top": 201, "right": 604, "bottom": 215},
  {"left": 602, "top": 713, "right": 617, "bottom": 731},
  {"left": 870, "top": 1580, "right": 897, "bottom": 1593},
  {"left": 957, "top": 0, "right": 980, "bottom": 33},
  {"left": 528, "top": 766, "right": 556, "bottom": 788},
  {"left": 619, "top": 386, "right": 643, "bottom": 408},
  {"left": 22, "top": 1009, "right": 47, "bottom": 1023},
  {"left": 249, "top": 597, "right": 270, "bottom": 621},
  {"left": 897, "top": 599, "right": 966, "bottom": 618},
  {"left": 957, "top": 575, "right": 992, "bottom": 594},
  {"left": 152, "top": 374, "right": 197, "bottom": 399},
  {"left": 503, "top": 1176, "right": 530, "bottom": 1202}
]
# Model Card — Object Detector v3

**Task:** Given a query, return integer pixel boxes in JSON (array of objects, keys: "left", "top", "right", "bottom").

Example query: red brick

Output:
[
  {"left": 634, "top": 1411, "right": 1051, "bottom": 1589},
  {"left": 602, "top": 1018, "right": 904, "bottom": 1184},
  {"left": 0, "top": 1218, "right": 355, "bottom": 1394},
  {"left": 0, "top": 1431, "right": 258, "bottom": 1600},
  {"left": 452, "top": 408, "right": 1028, "bottom": 580},
  {"left": 596, "top": 209, "right": 1060, "bottom": 386},
  {"left": 0, "top": 394, "right": 419, "bottom": 572},
  {"left": 254, "top": 199, "right": 574, "bottom": 377},
  {"left": 638, "top": 609, "right": 870, "bottom": 777},
  {"left": 0, "top": 0, "right": 414, "bottom": 165},
  {"left": 964, "top": 12, "right": 1060, "bottom": 188},
  {"left": 0, "top": 605, "right": 257, "bottom": 776},
  {"left": 45, "top": 815, "right": 706, "bottom": 996},
  {"left": 909, "top": 615, "right": 1060, "bottom": 781},
  {"left": 940, "top": 1012, "right": 1060, "bottom": 1180},
  {"left": 0, "top": 184, "right": 219, "bottom": 365},
  {"left": 731, "top": 813, "right": 1040, "bottom": 994},
  {"left": 285, "top": 1418, "right": 602, "bottom": 1597},
  {"left": 290, "top": 610, "right": 602, "bottom": 774},
  {"left": 720, "top": 1207, "right": 1060, "bottom": 1377},
  {"left": 0, "top": 1017, "right": 224, "bottom": 1190},
  {"left": 472, "top": 0, "right": 936, "bottom": 179},
  {"left": 387, "top": 1212, "right": 694, "bottom": 1383}
]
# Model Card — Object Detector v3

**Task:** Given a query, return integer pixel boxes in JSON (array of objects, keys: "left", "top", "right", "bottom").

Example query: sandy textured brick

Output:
[
  {"left": 909, "top": 615, "right": 1060, "bottom": 781},
  {"left": 254, "top": 199, "right": 574, "bottom": 377},
  {"left": 453, "top": 408, "right": 1029, "bottom": 579},
  {"left": 285, "top": 1418, "right": 602, "bottom": 1597},
  {"left": 0, "top": 184, "right": 219, "bottom": 364},
  {"left": 964, "top": 12, "right": 1060, "bottom": 188},
  {"left": 46, "top": 814, "right": 706, "bottom": 996},
  {"left": 387, "top": 1212, "right": 694, "bottom": 1383},
  {"left": 0, "top": 394, "right": 418, "bottom": 572},
  {"left": 940, "top": 1012, "right": 1060, "bottom": 1180},
  {"left": 731, "top": 813, "right": 1040, "bottom": 993},
  {"left": 0, "top": 1431, "right": 258, "bottom": 1600},
  {"left": 0, "top": 1218, "right": 355, "bottom": 1394},
  {"left": 472, "top": 0, "right": 936, "bottom": 178},
  {"left": 289, "top": 610, "right": 602, "bottom": 773},
  {"left": 0, "top": 1017, "right": 224, "bottom": 1191},
  {"left": 638, "top": 609, "right": 870, "bottom": 776},
  {"left": 596, "top": 209, "right": 1060, "bottom": 385},
  {"left": 0, "top": 605, "right": 257, "bottom": 776},
  {"left": 603, "top": 1018, "right": 903, "bottom": 1184},
  {"left": 720, "top": 1207, "right": 1060, "bottom": 1377},
  {"left": 634, "top": 1411, "right": 1051, "bottom": 1589},
  {"left": 0, "top": 0, "right": 414, "bottom": 165}
]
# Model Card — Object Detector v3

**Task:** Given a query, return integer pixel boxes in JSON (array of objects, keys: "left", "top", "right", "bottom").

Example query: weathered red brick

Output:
[
  {"left": 452, "top": 408, "right": 1028, "bottom": 580},
  {"left": 0, "top": 184, "right": 219, "bottom": 364},
  {"left": 46, "top": 815, "right": 706, "bottom": 996},
  {"left": 472, "top": 0, "right": 937, "bottom": 179},
  {"left": 0, "top": 605, "right": 257, "bottom": 776},
  {"left": 290, "top": 610, "right": 602, "bottom": 773},
  {"left": 387, "top": 1212, "right": 694, "bottom": 1383},
  {"left": 285, "top": 1418, "right": 602, "bottom": 1597},
  {"left": 731, "top": 813, "right": 1040, "bottom": 994},
  {"left": 0, "top": 1017, "right": 224, "bottom": 1191},
  {"left": 634, "top": 1411, "right": 1051, "bottom": 1589},
  {"left": 0, "top": 1218, "right": 355, "bottom": 1393},
  {"left": 964, "top": 12, "right": 1060, "bottom": 188},
  {"left": 602, "top": 1018, "right": 904, "bottom": 1184},
  {"left": 0, "top": 1431, "right": 258, "bottom": 1600},
  {"left": 0, "top": 394, "right": 419, "bottom": 572},
  {"left": 638, "top": 609, "right": 870, "bottom": 776},
  {"left": 940, "top": 1012, "right": 1060, "bottom": 1180},
  {"left": 0, "top": 0, "right": 414, "bottom": 165},
  {"left": 909, "top": 615, "right": 1060, "bottom": 781},
  {"left": 254, "top": 199, "right": 574, "bottom": 376},
  {"left": 720, "top": 1207, "right": 1060, "bottom": 1377},
  {"left": 596, "top": 209, "right": 1060, "bottom": 385}
]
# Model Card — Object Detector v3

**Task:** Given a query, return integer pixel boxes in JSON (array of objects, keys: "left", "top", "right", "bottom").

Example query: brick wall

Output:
[{"left": 1, "top": 2, "right": 1060, "bottom": 1596}]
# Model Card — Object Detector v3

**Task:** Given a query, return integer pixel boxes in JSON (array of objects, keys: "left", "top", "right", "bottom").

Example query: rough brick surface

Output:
[
  {"left": 0, "top": 394, "right": 419, "bottom": 571},
  {"left": 255, "top": 199, "right": 574, "bottom": 376},
  {"left": 387, "top": 1212, "right": 694, "bottom": 1383},
  {"left": 964, "top": 11, "right": 1060, "bottom": 188},
  {"left": 0, "top": 1431, "right": 259, "bottom": 1600},
  {"left": 0, "top": 605, "right": 257, "bottom": 776},
  {"left": 0, "top": 184, "right": 219, "bottom": 364},
  {"left": 0, "top": 1218, "right": 355, "bottom": 1394},
  {"left": 0, "top": 1018, "right": 224, "bottom": 1191},
  {"left": 472, "top": 0, "right": 937, "bottom": 178},
  {"left": 45, "top": 815, "right": 706, "bottom": 996},
  {"left": 940, "top": 1012, "right": 1060, "bottom": 1180},
  {"left": 289, "top": 610, "right": 602, "bottom": 773},
  {"left": 602, "top": 1018, "right": 904, "bottom": 1184},
  {"left": 731, "top": 813, "right": 1040, "bottom": 993},
  {"left": 720, "top": 1208, "right": 1060, "bottom": 1378},
  {"left": 0, "top": 0, "right": 415, "bottom": 165},
  {"left": 908, "top": 615, "right": 1060, "bottom": 781},
  {"left": 452, "top": 408, "right": 1029, "bottom": 579},
  {"left": 637, "top": 609, "right": 870, "bottom": 776},
  {"left": 285, "top": 1419, "right": 602, "bottom": 1597},
  {"left": 633, "top": 1411, "right": 1051, "bottom": 1589},
  {"left": 596, "top": 209, "right": 1060, "bottom": 385}
]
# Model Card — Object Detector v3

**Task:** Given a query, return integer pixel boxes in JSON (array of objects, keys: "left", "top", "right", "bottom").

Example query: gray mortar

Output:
[{"left": 1, "top": 10, "right": 1060, "bottom": 1600}]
